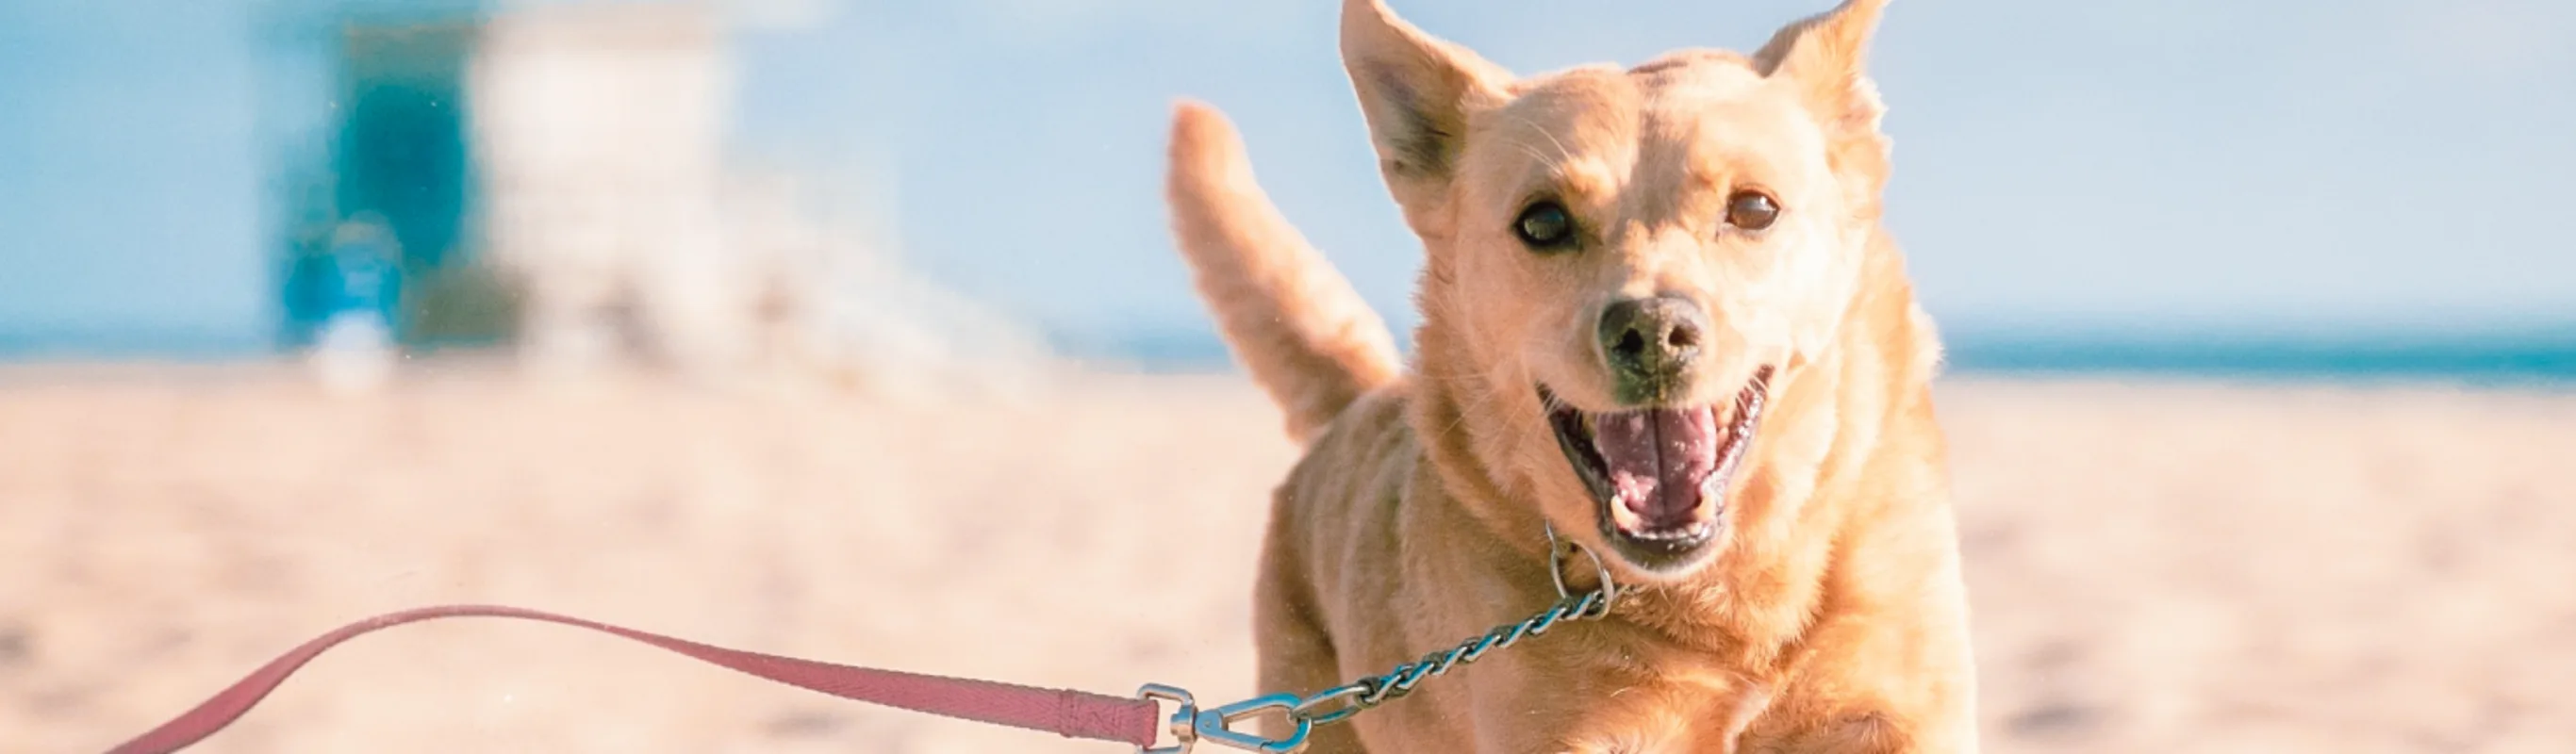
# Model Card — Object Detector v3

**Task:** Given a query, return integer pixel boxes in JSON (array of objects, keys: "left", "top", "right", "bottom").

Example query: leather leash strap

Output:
[{"left": 104, "top": 604, "right": 1162, "bottom": 753}]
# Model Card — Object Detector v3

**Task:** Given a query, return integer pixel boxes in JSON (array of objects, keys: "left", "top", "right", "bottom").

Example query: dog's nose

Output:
[{"left": 1598, "top": 295, "right": 1707, "bottom": 402}]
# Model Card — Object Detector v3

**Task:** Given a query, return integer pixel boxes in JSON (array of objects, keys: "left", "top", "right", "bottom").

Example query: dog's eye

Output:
[
  {"left": 1725, "top": 191, "right": 1779, "bottom": 231},
  {"left": 1513, "top": 201, "right": 1577, "bottom": 251}
]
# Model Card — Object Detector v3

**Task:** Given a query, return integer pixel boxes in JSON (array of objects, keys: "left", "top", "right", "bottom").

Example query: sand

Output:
[{"left": 4, "top": 364, "right": 2572, "bottom": 753}]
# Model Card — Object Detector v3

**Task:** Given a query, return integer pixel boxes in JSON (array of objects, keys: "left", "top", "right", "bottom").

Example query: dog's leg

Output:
[
  {"left": 1247, "top": 484, "right": 1371, "bottom": 753},
  {"left": 1165, "top": 103, "right": 1402, "bottom": 443},
  {"left": 1252, "top": 611, "right": 1368, "bottom": 754}
]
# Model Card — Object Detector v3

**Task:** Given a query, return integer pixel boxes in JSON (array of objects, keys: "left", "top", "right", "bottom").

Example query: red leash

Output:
[
  {"left": 104, "top": 604, "right": 1162, "bottom": 754},
  {"left": 105, "top": 535, "right": 1620, "bottom": 752}
]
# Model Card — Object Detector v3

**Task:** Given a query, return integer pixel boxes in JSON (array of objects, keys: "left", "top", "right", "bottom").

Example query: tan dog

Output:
[{"left": 1164, "top": 0, "right": 1974, "bottom": 750}]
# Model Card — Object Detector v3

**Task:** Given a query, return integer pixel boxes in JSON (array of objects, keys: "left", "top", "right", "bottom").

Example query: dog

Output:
[{"left": 1164, "top": 0, "right": 1975, "bottom": 750}]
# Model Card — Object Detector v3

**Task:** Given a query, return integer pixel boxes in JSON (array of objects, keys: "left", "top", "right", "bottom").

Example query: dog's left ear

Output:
[{"left": 1756, "top": 0, "right": 1893, "bottom": 215}]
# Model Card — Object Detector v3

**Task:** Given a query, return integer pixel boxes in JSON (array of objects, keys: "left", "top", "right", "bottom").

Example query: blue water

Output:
[
  {"left": 8, "top": 326, "right": 2573, "bottom": 385},
  {"left": 1054, "top": 328, "right": 2576, "bottom": 385},
  {"left": 0, "top": 328, "right": 274, "bottom": 363},
  {"left": 1940, "top": 332, "right": 2576, "bottom": 384}
]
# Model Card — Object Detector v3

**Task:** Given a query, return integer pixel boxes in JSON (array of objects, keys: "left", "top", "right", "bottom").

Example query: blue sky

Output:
[
  {"left": 0, "top": 0, "right": 268, "bottom": 345},
  {"left": 3, "top": 0, "right": 2571, "bottom": 354}
]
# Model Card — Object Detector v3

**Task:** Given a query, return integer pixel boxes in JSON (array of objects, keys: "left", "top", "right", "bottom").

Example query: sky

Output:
[
  {"left": 2, "top": 0, "right": 2571, "bottom": 355},
  {"left": 0, "top": 0, "right": 269, "bottom": 348}
]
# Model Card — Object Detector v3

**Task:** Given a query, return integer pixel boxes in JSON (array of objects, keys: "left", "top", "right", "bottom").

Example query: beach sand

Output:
[{"left": 6, "top": 365, "right": 2572, "bottom": 752}]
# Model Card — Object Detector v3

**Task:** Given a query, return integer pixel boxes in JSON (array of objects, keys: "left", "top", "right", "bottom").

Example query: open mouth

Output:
[{"left": 1542, "top": 367, "right": 1774, "bottom": 573}]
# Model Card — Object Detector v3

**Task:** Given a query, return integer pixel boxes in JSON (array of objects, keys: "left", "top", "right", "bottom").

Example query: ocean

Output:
[
  {"left": 7, "top": 326, "right": 2573, "bottom": 385},
  {"left": 1052, "top": 328, "right": 2576, "bottom": 385}
]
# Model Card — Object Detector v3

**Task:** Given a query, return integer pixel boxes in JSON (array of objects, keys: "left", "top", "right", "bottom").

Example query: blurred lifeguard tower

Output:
[{"left": 263, "top": 0, "right": 878, "bottom": 386}]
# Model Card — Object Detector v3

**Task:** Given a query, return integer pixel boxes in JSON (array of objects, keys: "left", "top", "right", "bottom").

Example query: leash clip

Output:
[{"left": 1138, "top": 684, "right": 1313, "bottom": 754}]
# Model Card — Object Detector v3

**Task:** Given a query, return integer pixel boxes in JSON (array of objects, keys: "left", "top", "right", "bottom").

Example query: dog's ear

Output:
[
  {"left": 1755, "top": 0, "right": 1893, "bottom": 214},
  {"left": 1341, "top": 0, "right": 1511, "bottom": 236}
]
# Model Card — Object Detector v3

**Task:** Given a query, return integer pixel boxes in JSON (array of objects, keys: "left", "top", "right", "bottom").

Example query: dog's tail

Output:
[{"left": 1166, "top": 101, "right": 1402, "bottom": 443}]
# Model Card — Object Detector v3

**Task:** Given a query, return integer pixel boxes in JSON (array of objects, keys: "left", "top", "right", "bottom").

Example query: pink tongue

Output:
[{"left": 1592, "top": 407, "right": 1720, "bottom": 522}]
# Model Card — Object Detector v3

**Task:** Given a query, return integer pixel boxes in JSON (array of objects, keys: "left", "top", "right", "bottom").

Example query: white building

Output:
[{"left": 268, "top": 0, "right": 1048, "bottom": 394}]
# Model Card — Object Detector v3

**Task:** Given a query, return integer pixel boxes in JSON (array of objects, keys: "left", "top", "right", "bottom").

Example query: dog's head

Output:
[{"left": 1346, "top": 0, "right": 1899, "bottom": 580}]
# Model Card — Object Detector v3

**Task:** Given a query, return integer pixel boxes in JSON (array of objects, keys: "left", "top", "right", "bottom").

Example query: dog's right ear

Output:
[{"left": 1341, "top": 0, "right": 1511, "bottom": 237}]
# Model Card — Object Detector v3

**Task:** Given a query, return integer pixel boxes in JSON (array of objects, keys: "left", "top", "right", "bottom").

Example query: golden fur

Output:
[{"left": 1164, "top": 1, "right": 1975, "bottom": 750}]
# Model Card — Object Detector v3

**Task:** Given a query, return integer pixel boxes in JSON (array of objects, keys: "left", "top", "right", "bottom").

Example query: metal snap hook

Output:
[
  {"left": 1194, "top": 694, "right": 1313, "bottom": 752},
  {"left": 1137, "top": 685, "right": 1313, "bottom": 753}
]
